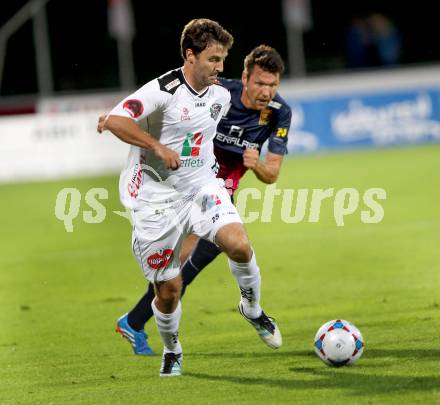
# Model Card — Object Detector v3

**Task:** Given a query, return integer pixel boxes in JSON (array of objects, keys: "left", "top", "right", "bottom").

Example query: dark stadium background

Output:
[{"left": 1, "top": 0, "right": 439, "bottom": 96}]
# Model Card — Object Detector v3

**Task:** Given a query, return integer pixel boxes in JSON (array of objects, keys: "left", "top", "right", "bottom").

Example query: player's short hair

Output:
[
  {"left": 180, "top": 19, "right": 234, "bottom": 60},
  {"left": 244, "top": 45, "right": 285, "bottom": 77}
]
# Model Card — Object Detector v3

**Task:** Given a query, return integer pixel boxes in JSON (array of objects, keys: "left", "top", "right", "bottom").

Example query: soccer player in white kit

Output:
[{"left": 99, "top": 19, "right": 282, "bottom": 377}]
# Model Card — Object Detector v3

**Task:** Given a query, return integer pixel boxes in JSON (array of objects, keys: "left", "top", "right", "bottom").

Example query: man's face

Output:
[
  {"left": 241, "top": 65, "right": 280, "bottom": 110},
  {"left": 190, "top": 43, "right": 228, "bottom": 88}
]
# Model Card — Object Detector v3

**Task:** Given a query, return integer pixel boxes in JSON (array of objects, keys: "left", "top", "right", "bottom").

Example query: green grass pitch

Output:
[{"left": 1, "top": 144, "right": 439, "bottom": 404}]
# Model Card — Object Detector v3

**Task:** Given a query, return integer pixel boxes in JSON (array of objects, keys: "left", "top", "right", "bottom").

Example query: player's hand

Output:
[
  {"left": 243, "top": 148, "right": 260, "bottom": 169},
  {"left": 97, "top": 115, "right": 107, "bottom": 133},
  {"left": 153, "top": 144, "right": 181, "bottom": 170}
]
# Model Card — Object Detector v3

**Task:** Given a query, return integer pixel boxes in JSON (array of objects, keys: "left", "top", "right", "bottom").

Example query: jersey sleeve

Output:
[
  {"left": 268, "top": 106, "right": 292, "bottom": 155},
  {"left": 108, "top": 79, "right": 168, "bottom": 122}
]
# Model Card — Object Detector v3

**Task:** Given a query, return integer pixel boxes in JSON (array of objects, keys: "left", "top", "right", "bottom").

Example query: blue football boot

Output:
[{"left": 116, "top": 313, "right": 154, "bottom": 355}]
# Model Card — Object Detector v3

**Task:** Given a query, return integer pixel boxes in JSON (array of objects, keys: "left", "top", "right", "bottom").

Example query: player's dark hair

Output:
[
  {"left": 244, "top": 45, "right": 285, "bottom": 77},
  {"left": 180, "top": 19, "right": 234, "bottom": 60}
]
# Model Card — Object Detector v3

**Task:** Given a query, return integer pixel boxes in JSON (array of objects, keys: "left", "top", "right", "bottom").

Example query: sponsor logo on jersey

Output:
[
  {"left": 147, "top": 248, "right": 174, "bottom": 270},
  {"left": 276, "top": 127, "right": 288, "bottom": 138},
  {"left": 268, "top": 100, "right": 282, "bottom": 109},
  {"left": 180, "top": 158, "right": 204, "bottom": 167},
  {"left": 165, "top": 78, "right": 180, "bottom": 91},
  {"left": 201, "top": 194, "right": 222, "bottom": 212},
  {"left": 123, "top": 99, "right": 144, "bottom": 119},
  {"left": 215, "top": 132, "right": 259, "bottom": 149},
  {"left": 180, "top": 131, "right": 204, "bottom": 167},
  {"left": 181, "top": 131, "right": 203, "bottom": 156},
  {"left": 195, "top": 101, "right": 206, "bottom": 107},
  {"left": 127, "top": 155, "right": 146, "bottom": 198},
  {"left": 259, "top": 108, "right": 272, "bottom": 125},
  {"left": 229, "top": 125, "right": 244, "bottom": 138},
  {"left": 210, "top": 103, "right": 222, "bottom": 120},
  {"left": 181, "top": 107, "right": 190, "bottom": 121}
]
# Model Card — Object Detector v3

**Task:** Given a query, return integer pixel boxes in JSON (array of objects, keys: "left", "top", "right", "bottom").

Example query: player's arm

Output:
[
  {"left": 99, "top": 115, "right": 180, "bottom": 170},
  {"left": 101, "top": 115, "right": 158, "bottom": 150},
  {"left": 97, "top": 80, "right": 181, "bottom": 170},
  {"left": 102, "top": 115, "right": 180, "bottom": 170},
  {"left": 248, "top": 103, "right": 291, "bottom": 183},
  {"left": 243, "top": 149, "right": 283, "bottom": 184}
]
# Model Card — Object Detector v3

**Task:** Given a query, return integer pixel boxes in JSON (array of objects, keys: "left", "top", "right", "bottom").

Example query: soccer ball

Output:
[{"left": 314, "top": 319, "right": 364, "bottom": 367}]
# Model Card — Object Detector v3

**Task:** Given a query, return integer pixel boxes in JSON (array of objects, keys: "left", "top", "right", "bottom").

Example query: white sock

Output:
[
  {"left": 151, "top": 300, "right": 182, "bottom": 354},
  {"left": 229, "top": 251, "right": 262, "bottom": 319}
]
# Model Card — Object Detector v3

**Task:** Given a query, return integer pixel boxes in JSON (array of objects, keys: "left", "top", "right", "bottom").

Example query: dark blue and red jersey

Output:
[{"left": 214, "top": 78, "right": 292, "bottom": 195}]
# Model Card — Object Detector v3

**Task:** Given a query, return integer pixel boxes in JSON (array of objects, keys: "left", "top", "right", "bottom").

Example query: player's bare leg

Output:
[
  {"left": 152, "top": 275, "right": 183, "bottom": 376},
  {"left": 179, "top": 234, "right": 199, "bottom": 264},
  {"left": 153, "top": 275, "right": 181, "bottom": 313},
  {"left": 216, "top": 223, "right": 282, "bottom": 349}
]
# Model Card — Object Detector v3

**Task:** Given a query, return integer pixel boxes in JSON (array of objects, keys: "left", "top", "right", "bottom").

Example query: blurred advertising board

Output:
[
  {"left": 1, "top": 66, "right": 440, "bottom": 182},
  {"left": 0, "top": 112, "right": 128, "bottom": 183},
  {"left": 282, "top": 66, "right": 440, "bottom": 153}
]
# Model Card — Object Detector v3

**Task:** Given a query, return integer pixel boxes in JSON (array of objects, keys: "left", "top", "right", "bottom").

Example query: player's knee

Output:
[
  {"left": 225, "top": 238, "right": 252, "bottom": 262},
  {"left": 156, "top": 294, "right": 179, "bottom": 313},
  {"left": 155, "top": 279, "right": 181, "bottom": 312},
  {"left": 216, "top": 224, "right": 252, "bottom": 262}
]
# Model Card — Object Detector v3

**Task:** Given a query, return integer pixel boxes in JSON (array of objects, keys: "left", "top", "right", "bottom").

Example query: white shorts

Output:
[{"left": 131, "top": 181, "right": 242, "bottom": 283}]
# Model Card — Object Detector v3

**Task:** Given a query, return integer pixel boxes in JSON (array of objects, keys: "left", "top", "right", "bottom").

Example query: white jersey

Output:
[{"left": 109, "top": 67, "right": 230, "bottom": 209}]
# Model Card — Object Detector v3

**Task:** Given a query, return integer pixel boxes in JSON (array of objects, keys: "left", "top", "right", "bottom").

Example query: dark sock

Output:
[
  {"left": 181, "top": 238, "right": 221, "bottom": 296},
  {"left": 127, "top": 282, "right": 155, "bottom": 331},
  {"left": 127, "top": 238, "right": 222, "bottom": 331}
]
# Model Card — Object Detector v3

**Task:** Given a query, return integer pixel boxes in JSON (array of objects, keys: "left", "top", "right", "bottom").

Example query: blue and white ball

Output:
[{"left": 314, "top": 319, "right": 364, "bottom": 366}]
